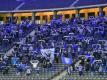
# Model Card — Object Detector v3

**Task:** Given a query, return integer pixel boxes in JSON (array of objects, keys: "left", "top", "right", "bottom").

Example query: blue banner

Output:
[
  {"left": 11, "top": 57, "right": 19, "bottom": 65},
  {"left": 61, "top": 53, "right": 72, "bottom": 65}
]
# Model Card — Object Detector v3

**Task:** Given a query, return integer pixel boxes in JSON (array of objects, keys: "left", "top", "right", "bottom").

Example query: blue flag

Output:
[
  {"left": 61, "top": 53, "right": 72, "bottom": 65},
  {"left": 11, "top": 57, "right": 19, "bottom": 65}
]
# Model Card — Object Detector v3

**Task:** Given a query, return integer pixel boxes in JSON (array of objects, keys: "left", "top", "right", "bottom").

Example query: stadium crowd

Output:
[
  {"left": 0, "top": 16, "right": 107, "bottom": 77},
  {"left": 0, "top": 18, "right": 34, "bottom": 52}
]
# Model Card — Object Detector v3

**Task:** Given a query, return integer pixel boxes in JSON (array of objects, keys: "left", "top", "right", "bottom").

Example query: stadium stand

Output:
[
  {"left": 0, "top": 16, "right": 106, "bottom": 80},
  {"left": 0, "top": 0, "right": 107, "bottom": 80},
  {"left": 0, "top": 20, "right": 34, "bottom": 52},
  {"left": 60, "top": 71, "right": 107, "bottom": 80}
]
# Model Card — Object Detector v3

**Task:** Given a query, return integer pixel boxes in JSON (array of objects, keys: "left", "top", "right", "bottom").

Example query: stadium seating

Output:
[
  {"left": 0, "top": 20, "right": 34, "bottom": 53},
  {"left": 61, "top": 71, "right": 107, "bottom": 80},
  {"left": 0, "top": 16, "right": 106, "bottom": 80},
  {"left": 0, "top": 0, "right": 107, "bottom": 80},
  {"left": 0, "top": 63, "right": 67, "bottom": 80}
]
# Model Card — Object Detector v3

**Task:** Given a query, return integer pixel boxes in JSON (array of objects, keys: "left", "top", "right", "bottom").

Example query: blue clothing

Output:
[{"left": 11, "top": 57, "right": 19, "bottom": 65}]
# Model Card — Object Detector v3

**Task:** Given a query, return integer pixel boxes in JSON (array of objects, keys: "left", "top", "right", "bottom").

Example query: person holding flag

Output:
[{"left": 61, "top": 51, "right": 72, "bottom": 65}]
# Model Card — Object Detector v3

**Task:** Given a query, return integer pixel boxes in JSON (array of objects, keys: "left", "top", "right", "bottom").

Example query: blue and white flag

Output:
[
  {"left": 41, "top": 48, "right": 55, "bottom": 60},
  {"left": 61, "top": 57, "right": 72, "bottom": 65},
  {"left": 61, "top": 53, "right": 72, "bottom": 65}
]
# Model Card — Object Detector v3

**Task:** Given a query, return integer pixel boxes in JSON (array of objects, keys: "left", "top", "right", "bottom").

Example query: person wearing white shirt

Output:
[{"left": 30, "top": 60, "right": 40, "bottom": 75}]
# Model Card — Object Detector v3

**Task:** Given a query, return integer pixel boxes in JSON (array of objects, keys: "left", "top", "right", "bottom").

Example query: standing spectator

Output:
[
  {"left": 67, "top": 65, "right": 73, "bottom": 75},
  {"left": 26, "top": 66, "right": 31, "bottom": 76},
  {"left": 90, "top": 63, "right": 95, "bottom": 76},
  {"left": 30, "top": 60, "right": 40, "bottom": 75},
  {"left": 98, "top": 65, "right": 103, "bottom": 76},
  {"left": 78, "top": 63, "right": 83, "bottom": 76}
]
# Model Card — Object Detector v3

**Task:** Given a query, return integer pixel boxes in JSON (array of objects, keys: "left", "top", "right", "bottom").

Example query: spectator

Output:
[
  {"left": 26, "top": 66, "right": 31, "bottom": 76},
  {"left": 67, "top": 65, "right": 73, "bottom": 75},
  {"left": 78, "top": 63, "right": 83, "bottom": 76},
  {"left": 98, "top": 65, "right": 103, "bottom": 76}
]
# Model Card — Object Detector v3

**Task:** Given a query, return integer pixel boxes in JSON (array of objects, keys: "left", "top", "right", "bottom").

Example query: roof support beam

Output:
[
  {"left": 99, "top": 7, "right": 104, "bottom": 17},
  {"left": 32, "top": 12, "right": 36, "bottom": 24},
  {"left": 10, "top": 13, "right": 14, "bottom": 23},
  {"left": 75, "top": 9, "right": 80, "bottom": 18},
  {"left": 53, "top": 10, "right": 58, "bottom": 19}
]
